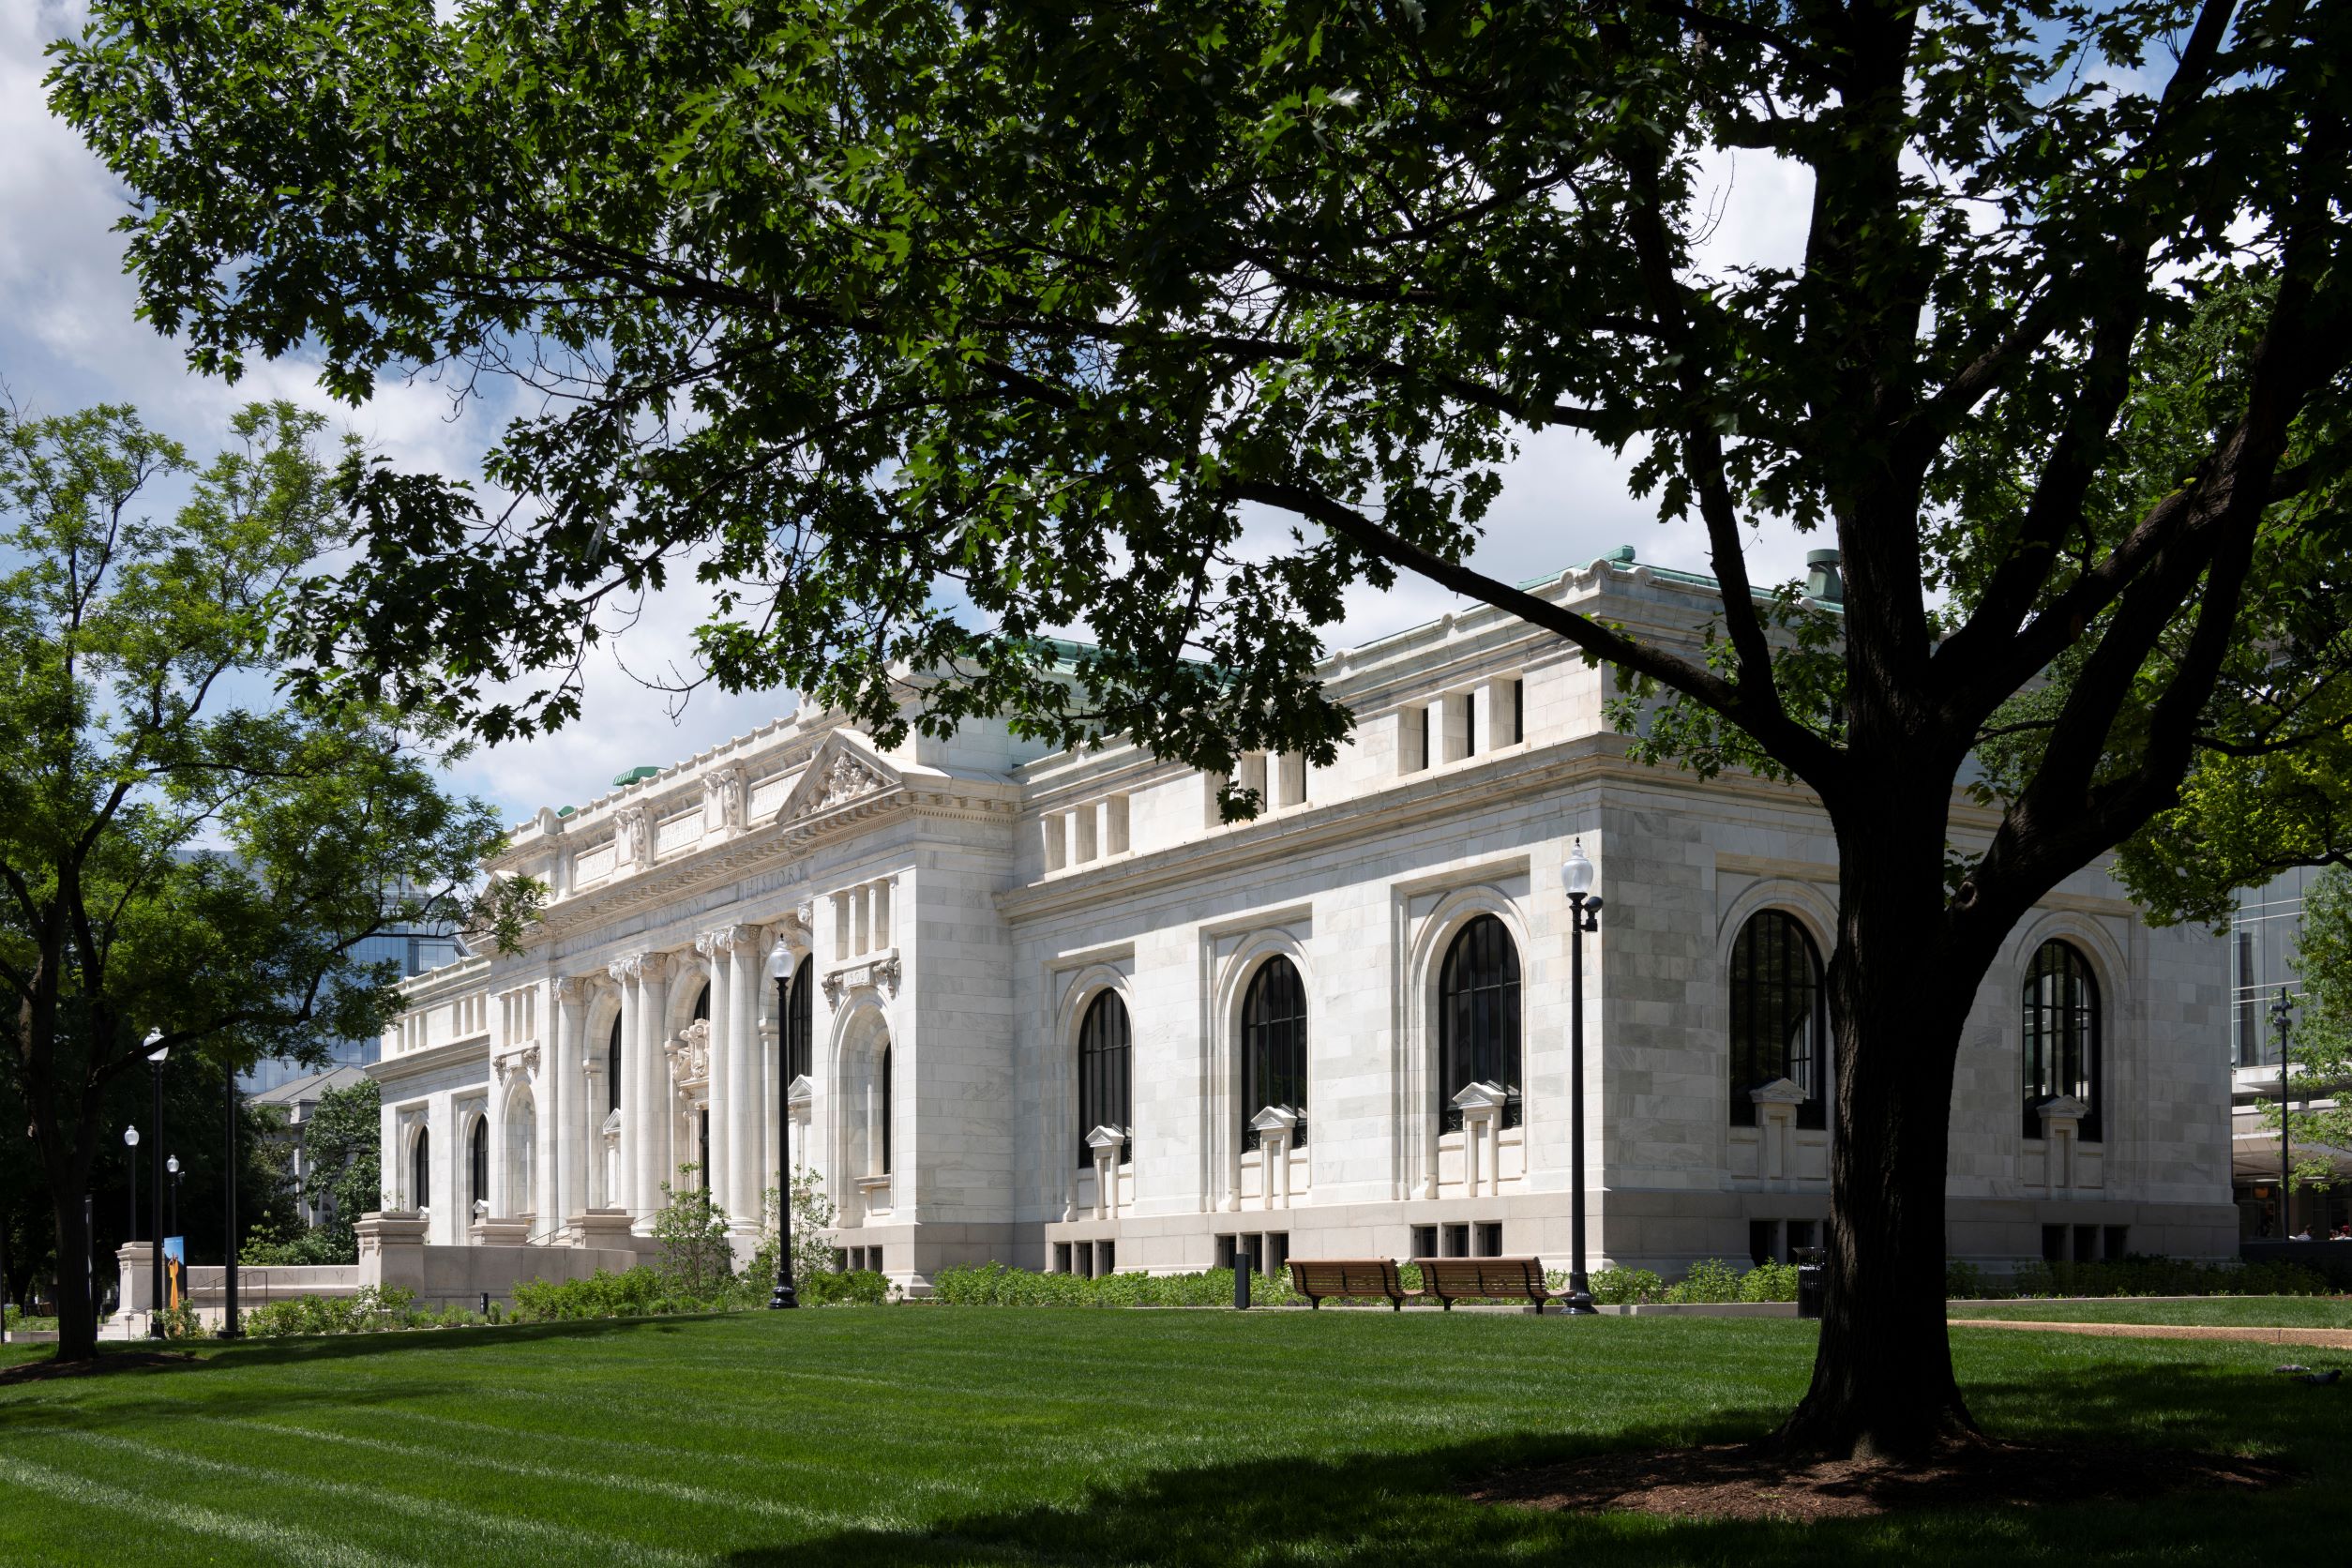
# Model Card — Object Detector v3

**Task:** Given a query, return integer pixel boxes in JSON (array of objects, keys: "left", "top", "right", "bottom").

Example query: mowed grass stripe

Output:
[
  {"left": 0, "top": 1450, "right": 411, "bottom": 1568},
  {"left": 218, "top": 1415, "right": 905, "bottom": 1532},
  {"left": 36, "top": 1427, "right": 703, "bottom": 1567}
]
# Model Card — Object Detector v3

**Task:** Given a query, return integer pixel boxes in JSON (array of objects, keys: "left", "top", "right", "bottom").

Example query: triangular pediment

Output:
[
  {"left": 772, "top": 731, "right": 903, "bottom": 828},
  {"left": 1248, "top": 1104, "right": 1300, "bottom": 1134},
  {"left": 1450, "top": 1079, "right": 1510, "bottom": 1112}
]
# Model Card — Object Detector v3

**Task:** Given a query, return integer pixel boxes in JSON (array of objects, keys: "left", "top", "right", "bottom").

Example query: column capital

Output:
[
  {"left": 638, "top": 950, "right": 675, "bottom": 983},
  {"left": 555, "top": 974, "right": 594, "bottom": 1004},
  {"left": 606, "top": 954, "right": 640, "bottom": 984}
]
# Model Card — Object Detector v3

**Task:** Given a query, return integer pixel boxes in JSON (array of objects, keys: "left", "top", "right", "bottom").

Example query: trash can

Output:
[{"left": 1795, "top": 1248, "right": 1825, "bottom": 1319}]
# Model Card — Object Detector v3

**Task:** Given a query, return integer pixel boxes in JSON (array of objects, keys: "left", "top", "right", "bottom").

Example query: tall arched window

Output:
[
  {"left": 2024, "top": 940, "right": 2102, "bottom": 1140},
  {"left": 1437, "top": 915, "right": 1521, "bottom": 1131},
  {"left": 607, "top": 1015, "right": 623, "bottom": 1116},
  {"left": 692, "top": 982, "right": 711, "bottom": 1021},
  {"left": 412, "top": 1127, "right": 430, "bottom": 1212},
  {"left": 784, "top": 955, "right": 813, "bottom": 1082},
  {"left": 1240, "top": 957, "right": 1308, "bottom": 1149},
  {"left": 1728, "top": 911, "right": 1829, "bottom": 1129},
  {"left": 879, "top": 1046, "right": 894, "bottom": 1175},
  {"left": 1077, "top": 990, "right": 1132, "bottom": 1166},
  {"left": 469, "top": 1116, "right": 490, "bottom": 1214}
]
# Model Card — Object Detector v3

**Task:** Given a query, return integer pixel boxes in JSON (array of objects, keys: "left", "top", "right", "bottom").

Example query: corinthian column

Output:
[
  {"left": 606, "top": 957, "right": 641, "bottom": 1214},
  {"left": 726, "top": 925, "right": 763, "bottom": 1226},
  {"left": 696, "top": 928, "right": 731, "bottom": 1215},
  {"left": 634, "top": 952, "right": 672, "bottom": 1215},
  {"left": 552, "top": 976, "right": 588, "bottom": 1226}
]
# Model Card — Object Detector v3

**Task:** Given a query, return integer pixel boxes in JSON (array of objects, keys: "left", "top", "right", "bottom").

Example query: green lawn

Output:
[
  {"left": 1948, "top": 1297, "right": 2352, "bottom": 1327},
  {"left": 3, "top": 1309, "right": 2348, "bottom": 1564}
]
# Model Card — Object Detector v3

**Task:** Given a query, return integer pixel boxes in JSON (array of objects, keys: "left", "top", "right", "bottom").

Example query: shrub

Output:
[
  {"left": 929, "top": 1262, "right": 1298, "bottom": 1307},
  {"left": 154, "top": 1300, "right": 209, "bottom": 1340},
  {"left": 243, "top": 1285, "right": 446, "bottom": 1338},
  {"left": 2006, "top": 1256, "right": 2332, "bottom": 1299},
  {"left": 1663, "top": 1259, "right": 1744, "bottom": 1304},
  {"left": 802, "top": 1269, "right": 892, "bottom": 1306},
  {"left": 508, "top": 1267, "right": 673, "bottom": 1323},
  {"left": 1739, "top": 1259, "right": 1800, "bottom": 1303},
  {"left": 653, "top": 1167, "right": 735, "bottom": 1297},
  {"left": 1582, "top": 1266, "right": 1666, "bottom": 1306},
  {"left": 1944, "top": 1259, "right": 1986, "bottom": 1300}
]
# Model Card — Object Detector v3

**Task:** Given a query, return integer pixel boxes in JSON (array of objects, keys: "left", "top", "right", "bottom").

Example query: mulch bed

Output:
[
  {"left": 0, "top": 1350, "right": 198, "bottom": 1388},
  {"left": 1472, "top": 1440, "right": 2293, "bottom": 1522}
]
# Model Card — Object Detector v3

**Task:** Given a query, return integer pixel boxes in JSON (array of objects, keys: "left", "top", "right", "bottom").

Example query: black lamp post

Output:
[
  {"left": 145, "top": 1031, "right": 169, "bottom": 1337},
  {"left": 1559, "top": 840, "right": 1603, "bottom": 1316},
  {"left": 222, "top": 1061, "right": 241, "bottom": 1338},
  {"left": 167, "top": 1154, "right": 181, "bottom": 1239},
  {"left": 770, "top": 962, "right": 799, "bottom": 1310},
  {"left": 124, "top": 1123, "right": 142, "bottom": 1242},
  {"left": 2273, "top": 988, "right": 2297, "bottom": 1238}
]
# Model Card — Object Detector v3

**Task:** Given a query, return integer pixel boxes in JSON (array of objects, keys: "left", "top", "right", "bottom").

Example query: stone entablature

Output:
[{"left": 373, "top": 553, "right": 2237, "bottom": 1284}]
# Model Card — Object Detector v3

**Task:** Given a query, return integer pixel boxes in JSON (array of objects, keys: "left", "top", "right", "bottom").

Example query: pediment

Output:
[
  {"left": 1747, "top": 1077, "right": 1809, "bottom": 1107},
  {"left": 1085, "top": 1123, "right": 1129, "bottom": 1152},
  {"left": 772, "top": 731, "right": 903, "bottom": 828},
  {"left": 1248, "top": 1104, "right": 1300, "bottom": 1134},
  {"left": 1450, "top": 1079, "right": 1510, "bottom": 1112},
  {"left": 786, "top": 1073, "right": 815, "bottom": 1108}
]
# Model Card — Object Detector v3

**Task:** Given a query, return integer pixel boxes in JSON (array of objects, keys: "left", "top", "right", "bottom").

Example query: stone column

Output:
[
  {"left": 607, "top": 957, "right": 641, "bottom": 1217},
  {"left": 727, "top": 924, "right": 762, "bottom": 1226},
  {"left": 552, "top": 976, "right": 587, "bottom": 1228},
  {"left": 635, "top": 953, "right": 672, "bottom": 1215},
  {"left": 697, "top": 930, "right": 730, "bottom": 1214}
]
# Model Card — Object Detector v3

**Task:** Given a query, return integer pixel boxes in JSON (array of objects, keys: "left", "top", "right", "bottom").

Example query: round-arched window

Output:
[
  {"left": 692, "top": 982, "right": 711, "bottom": 1022},
  {"left": 2023, "top": 940, "right": 2101, "bottom": 1140},
  {"left": 1240, "top": 957, "right": 1308, "bottom": 1150},
  {"left": 607, "top": 1014, "right": 624, "bottom": 1116},
  {"left": 1728, "top": 910, "right": 1828, "bottom": 1129},
  {"left": 412, "top": 1127, "right": 430, "bottom": 1212},
  {"left": 469, "top": 1115, "right": 490, "bottom": 1213},
  {"left": 784, "top": 955, "right": 814, "bottom": 1083},
  {"left": 1077, "top": 991, "right": 1133, "bottom": 1167},
  {"left": 1437, "top": 915, "right": 1521, "bottom": 1130}
]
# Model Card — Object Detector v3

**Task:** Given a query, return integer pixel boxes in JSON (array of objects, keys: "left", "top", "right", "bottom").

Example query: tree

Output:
[
  {"left": 0, "top": 400, "right": 525, "bottom": 1361},
  {"left": 2264, "top": 867, "right": 2352, "bottom": 1215},
  {"left": 49, "top": 1, "right": 2352, "bottom": 1452},
  {"left": 653, "top": 1166, "right": 735, "bottom": 1298},
  {"left": 240, "top": 1077, "right": 381, "bottom": 1265}
]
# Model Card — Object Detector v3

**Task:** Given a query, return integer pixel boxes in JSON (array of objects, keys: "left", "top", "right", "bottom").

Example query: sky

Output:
[{"left": 2, "top": 0, "right": 1823, "bottom": 826}]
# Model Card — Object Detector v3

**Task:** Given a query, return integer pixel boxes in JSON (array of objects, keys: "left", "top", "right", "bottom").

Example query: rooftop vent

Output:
[
  {"left": 1606, "top": 545, "right": 1637, "bottom": 565},
  {"left": 1804, "top": 550, "right": 1845, "bottom": 605},
  {"left": 611, "top": 765, "right": 660, "bottom": 789}
]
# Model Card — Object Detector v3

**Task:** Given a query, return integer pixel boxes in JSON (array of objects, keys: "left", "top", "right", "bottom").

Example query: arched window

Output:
[
  {"left": 1240, "top": 957, "right": 1308, "bottom": 1149},
  {"left": 469, "top": 1116, "right": 490, "bottom": 1214},
  {"left": 1728, "top": 911, "right": 1829, "bottom": 1129},
  {"left": 2024, "top": 940, "right": 2102, "bottom": 1140},
  {"left": 784, "top": 955, "right": 813, "bottom": 1083},
  {"left": 1077, "top": 990, "right": 1132, "bottom": 1167},
  {"left": 412, "top": 1127, "right": 430, "bottom": 1212},
  {"left": 1437, "top": 915, "right": 1521, "bottom": 1131},
  {"left": 692, "top": 982, "right": 711, "bottom": 1022},
  {"left": 880, "top": 1046, "right": 894, "bottom": 1175},
  {"left": 607, "top": 1015, "right": 623, "bottom": 1116}
]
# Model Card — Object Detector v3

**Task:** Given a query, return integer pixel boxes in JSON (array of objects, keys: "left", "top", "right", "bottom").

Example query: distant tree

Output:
[
  {"left": 0, "top": 400, "right": 530, "bottom": 1362},
  {"left": 50, "top": 0, "right": 2352, "bottom": 1455},
  {"left": 2263, "top": 868, "right": 2352, "bottom": 1214}
]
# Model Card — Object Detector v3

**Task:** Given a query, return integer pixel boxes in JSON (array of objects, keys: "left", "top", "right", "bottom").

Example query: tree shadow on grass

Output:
[
  {"left": 716, "top": 1359, "right": 2352, "bottom": 1567},
  {"left": 188, "top": 1310, "right": 736, "bottom": 1370}
]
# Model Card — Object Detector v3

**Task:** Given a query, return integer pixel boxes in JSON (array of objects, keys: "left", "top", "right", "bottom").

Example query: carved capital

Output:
[{"left": 555, "top": 975, "right": 592, "bottom": 1005}]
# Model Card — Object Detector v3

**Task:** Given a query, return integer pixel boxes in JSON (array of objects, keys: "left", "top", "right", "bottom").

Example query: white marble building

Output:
[{"left": 370, "top": 550, "right": 2239, "bottom": 1289}]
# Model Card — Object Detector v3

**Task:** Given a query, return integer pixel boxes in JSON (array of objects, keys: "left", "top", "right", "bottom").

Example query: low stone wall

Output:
[{"left": 357, "top": 1211, "right": 654, "bottom": 1309}]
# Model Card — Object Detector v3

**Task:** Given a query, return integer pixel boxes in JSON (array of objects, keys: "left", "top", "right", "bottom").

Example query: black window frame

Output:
[
  {"left": 1239, "top": 957, "right": 1309, "bottom": 1151},
  {"left": 2022, "top": 939, "right": 2102, "bottom": 1141},
  {"left": 468, "top": 1115, "right": 489, "bottom": 1213},
  {"left": 1436, "top": 914, "right": 1522, "bottom": 1131},
  {"left": 879, "top": 1044, "right": 894, "bottom": 1175},
  {"left": 1727, "top": 910, "right": 1830, "bottom": 1130},
  {"left": 785, "top": 954, "right": 814, "bottom": 1083},
  {"left": 1077, "top": 990, "right": 1133, "bottom": 1167},
  {"left": 607, "top": 1015, "right": 623, "bottom": 1116},
  {"left": 413, "top": 1127, "right": 430, "bottom": 1212}
]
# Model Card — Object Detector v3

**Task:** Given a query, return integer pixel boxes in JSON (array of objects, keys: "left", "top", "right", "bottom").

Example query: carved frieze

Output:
[{"left": 821, "top": 953, "right": 901, "bottom": 1005}]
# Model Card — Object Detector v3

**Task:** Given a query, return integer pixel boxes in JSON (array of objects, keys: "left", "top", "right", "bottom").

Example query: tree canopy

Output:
[
  {"left": 47, "top": 0, "right": 2352, "bottom": 1453},
  {"left": 0, "top": 399, "right": 526, "bottom": 1358}
]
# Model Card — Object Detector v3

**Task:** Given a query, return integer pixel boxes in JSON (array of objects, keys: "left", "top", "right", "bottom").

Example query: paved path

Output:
[{"left": 1952, "top": 1319, "right": 2352, "bottom": 1350}]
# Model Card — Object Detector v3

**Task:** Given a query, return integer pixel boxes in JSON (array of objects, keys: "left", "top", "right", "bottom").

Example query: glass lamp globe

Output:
[
  {"left": 124, "top": 1125, "right": 141, "bottom": 1148},
  {"left": 1561, "top": 840, "right": 1597, "bottom": 898},
  {"left": 143, "top": 1028, "right": 168, "bottom": 1063},
  {"left": 167, "top": 1155, "right": 180, "bottom": 1176}
]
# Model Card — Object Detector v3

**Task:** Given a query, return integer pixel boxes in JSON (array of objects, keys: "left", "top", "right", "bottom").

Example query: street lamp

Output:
[
  {"left": 124, "top": 1124, "right": 142, "bottom": 1248},
  {"left": 167, "top": 1155, "right": 181, "bottom": 1239},
  {"left": 145, "top": 1031, "right": 169, "bottom": 1338},
  {"left": 1559, "top": 840, "right": 1603, "bottom": 1316},
  {"left": 222, "top": 1059, "right": 242, "bottom": 1338},
  {"left": 770, "top": 960, "right": 800, "bottom": 1310},
  {"left": 2273, "top": 988, "right": 2297, "bottom": 1239}
]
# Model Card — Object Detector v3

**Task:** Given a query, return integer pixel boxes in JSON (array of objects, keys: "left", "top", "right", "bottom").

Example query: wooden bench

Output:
[
  {"left": 1288, "top": 1258, "right": 1420, "bottom": 1310},
  {"left": 1412, "top": 1257, "right": 1556, "bottom": 1312}
]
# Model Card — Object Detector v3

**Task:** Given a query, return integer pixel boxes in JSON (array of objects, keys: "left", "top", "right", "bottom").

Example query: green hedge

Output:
[
  {"left": 2002, "top": 1256, "right": 2334, "bottom": 1299},
  {"left": 931, "top": 1262, "right": 1301, "bottom": 1306},
  {"left": 244, "top": 1286, "right": 486, "bottom": 1337}
]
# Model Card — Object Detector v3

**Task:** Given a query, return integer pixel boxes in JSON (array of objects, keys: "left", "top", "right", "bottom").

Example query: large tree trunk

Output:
[
  {"left": 48, "top": 1178, "right": 100, "bottom": 1363},
  {"left": 1777, "top": 780, "right": 1980, "bottom": 1457}
]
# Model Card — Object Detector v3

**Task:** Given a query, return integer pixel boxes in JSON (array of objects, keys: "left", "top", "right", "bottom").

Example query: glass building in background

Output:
[
  {"left": 240, "top": 924, "right": 467, "bottom": 1093},
  {"left": 2226, "top": 866, "right": 2350, "bottom": 1238}
]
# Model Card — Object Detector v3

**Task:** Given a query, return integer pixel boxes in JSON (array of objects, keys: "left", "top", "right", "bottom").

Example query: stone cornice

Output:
[{"left": 368, "top": 1034, "right": 488, "bottom": 1086}]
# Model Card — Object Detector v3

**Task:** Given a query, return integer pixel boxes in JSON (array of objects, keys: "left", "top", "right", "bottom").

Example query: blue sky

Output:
[{"left": 3, "top": 0, "right": 1823, "bottom": 826}]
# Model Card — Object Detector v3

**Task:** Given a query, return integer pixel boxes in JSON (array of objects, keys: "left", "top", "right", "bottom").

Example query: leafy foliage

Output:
[
  {"left": 0, "top": 400, "right": 525, "bottom": 1358},
  {"left": 652, "top": 1166, "right": 735, "bottom": 1297},
  {"left": 930, "top": 1262, "right": 1302, "bottom": 1308}
]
